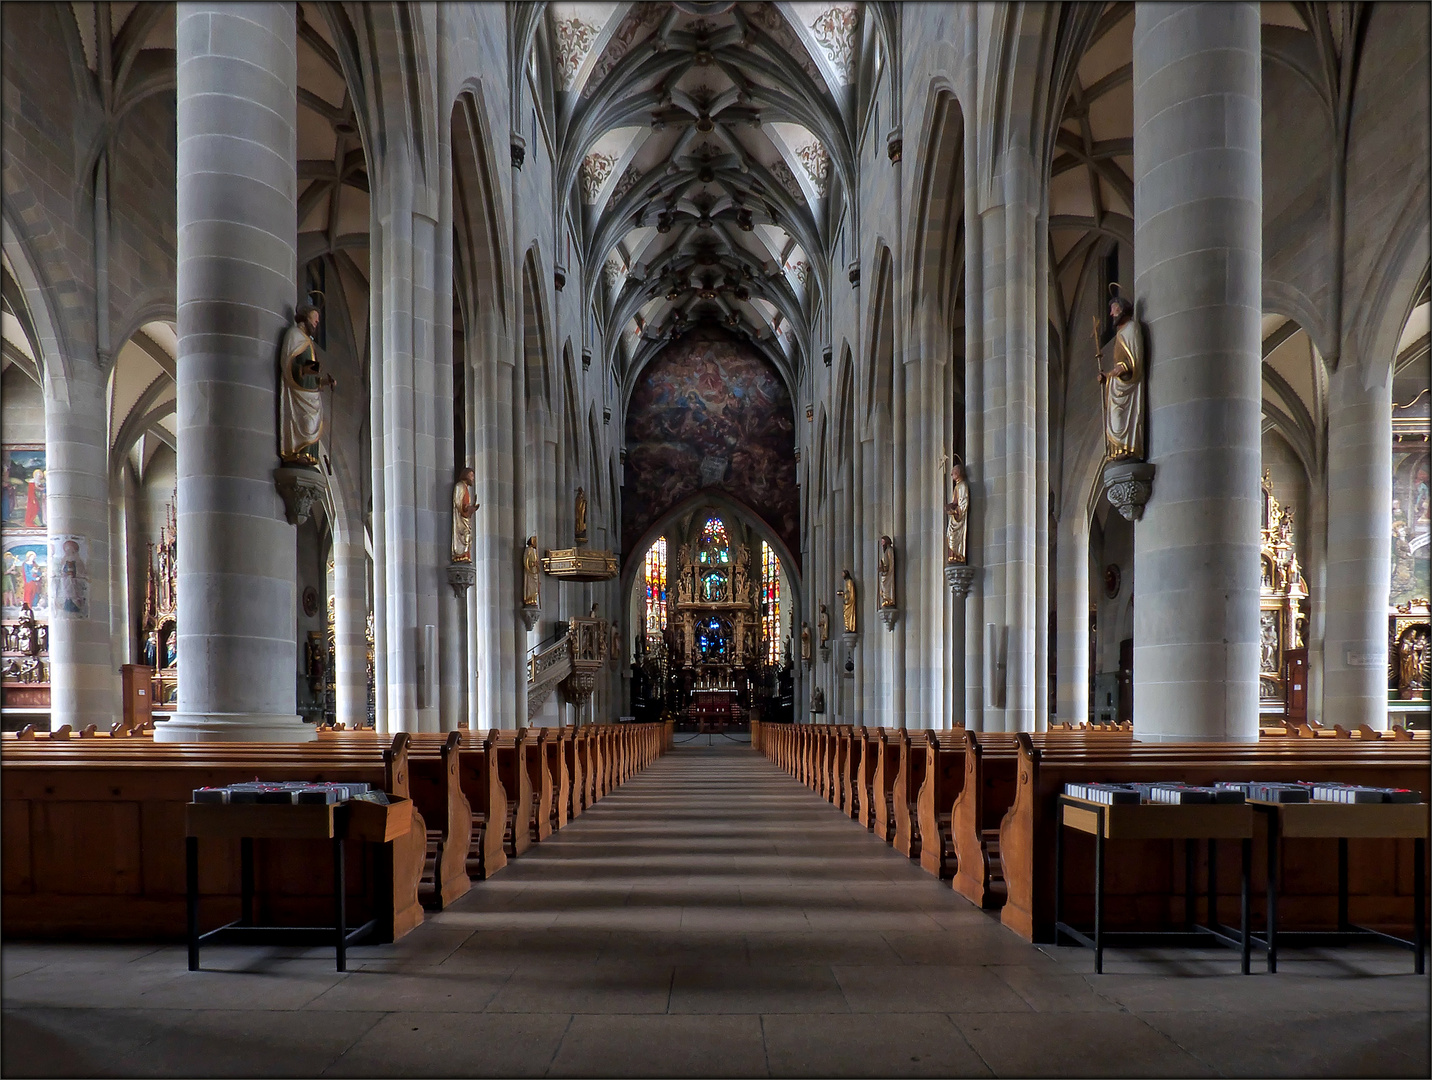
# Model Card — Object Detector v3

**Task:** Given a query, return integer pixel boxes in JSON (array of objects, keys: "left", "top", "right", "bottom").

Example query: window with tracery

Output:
[
  {"left": 698, "top": 517, "right": 729, "bottom": 566},
  {"left": 761, "top": 541, "right": 781, "bottom": 664},
  {"left": 643, "top": 537, "right": 667, "bottom": 635}
]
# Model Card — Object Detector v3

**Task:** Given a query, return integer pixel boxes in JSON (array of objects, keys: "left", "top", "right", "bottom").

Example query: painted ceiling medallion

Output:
[
  {"left": 554, "top": 17, "right": 599, "bottom": 90},
  {"left": 809, "top": 7, "right": 857, "bottom": 83}
]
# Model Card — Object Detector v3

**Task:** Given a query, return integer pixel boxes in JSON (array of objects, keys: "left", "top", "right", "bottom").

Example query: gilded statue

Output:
[
  {"left": 278, "top": 304, "right": 335, "bottom": 467},
  {"left": 1399, "top": 629, "right": 1429, "bottom": 696},
  {"left": 574, "top": 487, "right": 588, "bottom": 545},
  {"left": 840, "top": 570, "right": 857, "bottom": 633},
  {"left": 1096, "top": 287, "right": 1145, "bottom": 462},
  {"left": 522, "top": 535, "right": 541, "bottom": 608},
  {"left": 877, "top": 535, "right": 896, "bottom": 609},
  {"left": 451, "top": 467, "right": 478, "bottom": 563},
  {"left": 800, "top": 621, "right": 812, "bottom": 662},
  {"left": 945, "top": 460, "right": 969, "bottom": 566},
  {"left": 817, "top": 603, "right": 829, "bottom": 646}
]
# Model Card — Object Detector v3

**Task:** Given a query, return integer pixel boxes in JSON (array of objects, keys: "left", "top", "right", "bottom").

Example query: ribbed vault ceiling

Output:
[{"left": 537, "top": 1, "right": 869, "bottom": 395}]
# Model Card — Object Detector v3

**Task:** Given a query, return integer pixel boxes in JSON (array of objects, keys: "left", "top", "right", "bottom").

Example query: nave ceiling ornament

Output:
[{"left": 528, "top": 1, "right": 875, "bottom": 399}]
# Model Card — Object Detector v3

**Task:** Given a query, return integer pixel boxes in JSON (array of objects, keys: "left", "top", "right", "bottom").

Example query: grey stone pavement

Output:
[{"left": 3, "top": 739, "right": 1428, "bottom": 1078}]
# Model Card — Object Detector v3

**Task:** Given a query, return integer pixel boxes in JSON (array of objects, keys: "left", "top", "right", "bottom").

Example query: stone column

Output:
[
  {"left": 1322, "top": 363, "right": 1391, "bottom": 728},
  {"left": 159, "top": 2, "right": 311, "bottom": 742},
  {"left": 1131, "top": 1, "right": 1263, "bottom": 741},
  {"left": 331, "top": 527, "right": 368, "bottom": 728},
  {"left": 1055, "top": 511, "right": 1091, "bottom": 724},
  {"left": 44, "top": 359, "right": 119, "bottom": 728}
]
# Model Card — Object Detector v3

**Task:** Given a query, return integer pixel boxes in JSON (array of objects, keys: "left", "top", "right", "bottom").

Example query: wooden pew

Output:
[
  {"left": 891, "top": 728, "right": 929, "bottom": 859},
  {"left": 2, "top": 734, "right": 429, "bottom": 941},
  {"left": 996, "top": 734, "right": 1431, "bottom": 943},
  {"left": 916, "top": 730, "right": 966, "bottom": 878}
]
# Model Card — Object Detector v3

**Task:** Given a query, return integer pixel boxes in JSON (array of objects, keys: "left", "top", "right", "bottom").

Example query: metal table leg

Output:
[
  {"left": 333, "top": 837, "right": 347, "bottom": 973},
  {"left": 1054, "top": 802, "right": 1064, "bottom": 944},
  {"left": 1266, "top": 816, "right": 1279, "bottom": 974},
  {"left": 1184, "top": 839, "right": 1196, "bottom": 932},
  {"left": 1207, "top": 839, "right": 1218, "bottom": 930},
  {"left": 1415, "top": 838, "right": 1425, "bottom": 977},
  {"left": 1337, "top": 837, "right": 1349, "bottom": 933},
  {"left": 1094, "top": 812, "right": 1105, "bottom": 975},
  {"left": 186, "top": 836, "right": 200, "bottom": 972},
  {"left": 240, "top": 837, "right": 254, "bottom": 927},
  {"left": 1240, "top": 837, "right": 1252, "bottom": 975}
]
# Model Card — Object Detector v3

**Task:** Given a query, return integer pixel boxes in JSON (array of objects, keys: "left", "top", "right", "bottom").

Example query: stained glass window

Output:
[
  {"left": 761, "top": 541, "right": 781, "bottom": 664},
  {"left": 698, "top": 517, "right": 729, "bottom": 565},
  {"left": 643, "top": 537, "right": 667, "bottom": 634}
]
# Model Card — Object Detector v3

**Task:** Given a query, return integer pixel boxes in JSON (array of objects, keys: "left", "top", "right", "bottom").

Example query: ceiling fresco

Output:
[{"left": 622, "top": 329, "right": 798, "bottom": 561}]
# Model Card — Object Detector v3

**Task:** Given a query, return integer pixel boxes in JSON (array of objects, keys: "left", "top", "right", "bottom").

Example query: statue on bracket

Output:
[
  {"left": 451, "top": 466, "right": 478, "bottom": 564},
  {"left": 840, "top": 570, "right": 858, "bottom": 634},
  {"left": 278, "top": 302, "right": 335, "bottom": 467},
  {"left": 1096, "top": 285, "right": 1145, "bottom": 462},
  {"left": 800, "top": 621, "right": 812, "bottom": 663},
  {"left": 677, "top": 545, "right": 695, "bottom": 604},
  {"left": 522, "top": 535, "right": 541, "bottom": 608},
  {"left": 878, "top": 536, "right": 896, "bottom": 609},
  {"left": 945, "top": 459, "right": 969, "bottom": 566},
  {"left": 817, "top": 603, "right": 830, "bottom": 647},
  {"left": 574, "top": 487, "right": 588, "bottom": 545}
]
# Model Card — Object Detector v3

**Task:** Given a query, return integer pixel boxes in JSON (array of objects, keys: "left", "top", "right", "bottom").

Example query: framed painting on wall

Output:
[
  {"left": 1, "top": 445, "right": 46, "bottom": 531},
  {"left": 2, "top": 538, "right": 48, "bottom": 619}
]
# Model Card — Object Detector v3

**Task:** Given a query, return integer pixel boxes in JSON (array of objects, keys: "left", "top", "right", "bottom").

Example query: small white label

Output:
[{"left": 1345, "top": 650, "right": 1381, "bottom": 668}]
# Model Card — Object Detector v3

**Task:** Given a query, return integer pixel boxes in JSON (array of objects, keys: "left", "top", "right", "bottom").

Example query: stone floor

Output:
[{"left": 3, "top": 738, "right": 1428, "bottom": 1078}]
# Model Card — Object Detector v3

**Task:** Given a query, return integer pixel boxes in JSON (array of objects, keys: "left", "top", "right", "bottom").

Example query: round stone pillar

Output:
[
  {"left": 1131, "top": 2, "right": 1263, "bottom": 741},
  {"left": 1322, "top": 363, "right": 1392, "bottom": 728},
  {"left": 44, "top": 360, "right": 119, "bottom": 728},
  {"left": 158, "top": 2, "right": 312, "bottom": 742}
]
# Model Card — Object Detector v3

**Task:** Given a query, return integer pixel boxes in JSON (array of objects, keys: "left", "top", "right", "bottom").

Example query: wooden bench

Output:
[
  {"left": 995, "top": 734, "right": 1431, "bottom": 943},
  {"left": 2, "top": 734, "right": 430, "bottom": 942}
]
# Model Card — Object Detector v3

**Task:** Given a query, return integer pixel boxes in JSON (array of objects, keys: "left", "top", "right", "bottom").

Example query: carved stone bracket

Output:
[
  {"left": 879, "top": 607, "right": 899, "bottom": 631},
  {"left": 818, "top": 645, "right": 830, "bottom": 664},
  {"left": 945, "top": 564, "right": 976, "bottom": 599},
  {"left": 521, "top": 605, "right": 541, "bottom": 632},
  {"left": 273, "top": 466, "right": 326, "bottom": 526},
  {"left": 842, "top": 631, "right": 858, "bottom": 675},
  {"left": 510, "top": 132, "right": 526, "bottom": 169},
  {"left": 1102, "top": 460, "right": 1156, "bottom": 522},
  {"left": 446, "top": 562, "right": 475, "bottom": 599}
]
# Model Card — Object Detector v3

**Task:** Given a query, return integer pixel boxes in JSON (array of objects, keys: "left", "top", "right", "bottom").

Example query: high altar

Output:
[{"left": 670, "top": 524, "right": 761, "bottom": 715}]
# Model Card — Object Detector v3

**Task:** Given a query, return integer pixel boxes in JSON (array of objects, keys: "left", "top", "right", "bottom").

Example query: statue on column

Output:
[
  {"left": 278, "top": 304, "right": 335, "bottom": 467},
  {"left": 1096, "top": 287, "right": 1145, "bottom": 462},
  {"left": 840, "top": 571, "right": 857, "bottom": 633},
  {"left": 451, "top": 467, "right": 478, "bottom": 563},
  {"left": 574, "top": 487, "right": 588, "bottom": 545},
  {"left": 800, "top": 621, "right": 812, "bottom": 662},
  {"left": 945, "top": 460, "right": 969, "bottom": 566},
  {"left": 878, "top": 536, "right": 896, "bottom": 609},
  {"left": 817, "top": 603, "right": 830, "bottom": 647},
  {"left": 522, "top": 535, "right": 541, "bottom": 608}
]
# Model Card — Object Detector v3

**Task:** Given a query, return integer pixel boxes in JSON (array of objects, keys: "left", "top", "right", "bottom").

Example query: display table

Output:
[
  {"left": 1252, "top": 800, "right": 1427, "bottom": 974},
  {"left": 1054, "top": 795, "right": 1254, "bottom": 974},
  {"left": 185, "top": 797, "right": 413, "bottom": 972}
]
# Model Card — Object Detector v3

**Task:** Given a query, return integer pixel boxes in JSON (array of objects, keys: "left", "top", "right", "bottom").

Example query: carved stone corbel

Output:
[
  {"left": 273, "top": 466, "right": 326, "bottom": 526},
  {"left": 945, "top": 565, "right": 976, "bottom": 599},
  {"left": 1102, "top": 460, "right": 1156, "bottom": 522}
]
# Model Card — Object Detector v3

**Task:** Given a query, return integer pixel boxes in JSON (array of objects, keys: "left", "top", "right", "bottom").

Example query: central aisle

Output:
[{"left": 3, "top": 740, "right": 1425, "bottom": 1078}]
